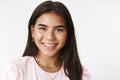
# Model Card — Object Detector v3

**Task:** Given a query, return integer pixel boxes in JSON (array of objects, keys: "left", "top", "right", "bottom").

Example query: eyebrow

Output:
[
  {"left": 38, "top": 23, "right": 66, "bottom": 28},
  {"left": 55, "top": 25, "right": 65, "bottom": 28},
  {"left": 38, "top": 24, "right": 47, "bottom": 27}
]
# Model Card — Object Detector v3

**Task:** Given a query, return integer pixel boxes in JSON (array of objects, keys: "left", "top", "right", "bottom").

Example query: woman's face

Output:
[{"left": 31, "top": 11, "right": 67, "bottom": 57}]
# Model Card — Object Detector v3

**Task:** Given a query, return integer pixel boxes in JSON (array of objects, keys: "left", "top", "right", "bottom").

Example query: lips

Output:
[
  {"left": 44, "top": 43, "right": 56, "bottom": 47},
  {"left": 42, "top": 42, "right": 58, "bottom": 48}
]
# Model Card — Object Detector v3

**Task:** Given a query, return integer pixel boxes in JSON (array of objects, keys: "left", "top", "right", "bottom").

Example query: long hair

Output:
[{"left": 23, "top": 1, "right": 83, "bottom": 80}]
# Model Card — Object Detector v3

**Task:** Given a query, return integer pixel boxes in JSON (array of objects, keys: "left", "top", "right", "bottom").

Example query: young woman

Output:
[{"left": 1, "top": 1, "right": 91, "bottom": 80}]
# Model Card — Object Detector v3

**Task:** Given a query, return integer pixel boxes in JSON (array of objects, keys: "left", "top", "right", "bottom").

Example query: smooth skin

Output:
[{"left": 31, "top": 11, "right": 67, "bottom": 72}]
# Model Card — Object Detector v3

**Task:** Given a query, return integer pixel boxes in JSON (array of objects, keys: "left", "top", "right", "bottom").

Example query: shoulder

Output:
[
  {"left": 6, "top": 56, "right": 33, "bottom": 67},
  {"left": 0, "top": 56, "right": 33, "bottom": 80},
  {"left": 7, "top": 56, "right": 35, "bottom": 71},
  {"left": 13, "top": 56, "right": 33, "bottom": 65},
  {"left": 82, "top": 67, "right": 91, "bottom": 80}
]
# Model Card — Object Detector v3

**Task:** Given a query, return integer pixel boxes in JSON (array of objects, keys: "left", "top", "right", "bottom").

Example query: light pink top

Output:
[{"left": 0, "top": 56, "right": 91, "bottom": 80}]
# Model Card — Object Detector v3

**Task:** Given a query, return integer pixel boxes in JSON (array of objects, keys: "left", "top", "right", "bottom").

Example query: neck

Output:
[
  {"left": 36, "top": 55, "right": 59, "bottom": 65},
  {"left": 35, "top": 53, "right": 63, "bottom": 72}
]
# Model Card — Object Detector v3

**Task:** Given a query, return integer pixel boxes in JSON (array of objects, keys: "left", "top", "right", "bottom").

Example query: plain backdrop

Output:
[{"left": 0, "top": 0, "right": 120, "bottom": 80}]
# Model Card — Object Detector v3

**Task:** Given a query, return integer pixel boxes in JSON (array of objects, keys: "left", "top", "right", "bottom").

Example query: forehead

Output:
[{"left": 35, "top": 11, "right": 66, "bottom": 26}]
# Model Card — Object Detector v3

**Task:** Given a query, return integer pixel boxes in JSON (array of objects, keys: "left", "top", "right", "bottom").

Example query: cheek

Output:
[
  {"left": 34, "top": 32, "right": 43, "bottom": 40},
  {"left": 59, "top": 33, "right": 67, "bottom": 43}
]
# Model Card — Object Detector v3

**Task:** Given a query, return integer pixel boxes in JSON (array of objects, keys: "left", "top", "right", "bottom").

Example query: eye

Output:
[
  {"left": 38, "top": 27, "right": 47, "bottom": 32},
  {"left": 55, "top": 28, "right": 63, "bottom": 33}
]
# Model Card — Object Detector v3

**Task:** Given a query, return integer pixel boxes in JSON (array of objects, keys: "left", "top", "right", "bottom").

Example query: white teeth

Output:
[{"left": 44, "top": 43, "right": 56, "bottom": 47}]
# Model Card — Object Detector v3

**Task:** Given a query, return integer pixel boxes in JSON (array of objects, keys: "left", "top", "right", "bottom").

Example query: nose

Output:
[{"left": 45, "top": 30, "right": 56, "bottom": 41}]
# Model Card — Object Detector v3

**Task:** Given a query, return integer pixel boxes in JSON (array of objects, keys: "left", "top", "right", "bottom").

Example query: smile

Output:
[
  {"left": 42, "top": 43, "right": 58, "bottom": 47},
  {"left": 44, "top": 43, "right": 56, "bottom": 47}
]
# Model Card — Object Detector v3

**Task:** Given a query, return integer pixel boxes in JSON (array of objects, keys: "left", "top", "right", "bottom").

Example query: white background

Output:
[{"left": 0, "top": 0, "right": 120, "bottom": 80}]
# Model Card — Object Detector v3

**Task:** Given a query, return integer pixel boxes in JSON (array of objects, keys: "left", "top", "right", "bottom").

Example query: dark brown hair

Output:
[{"left": 23, "top": 1, "right": 83, "bottom": 80}]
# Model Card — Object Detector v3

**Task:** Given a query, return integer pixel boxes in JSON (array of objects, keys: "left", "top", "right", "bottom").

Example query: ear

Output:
[{"left": 31, "top": 25, "right": 35, "bottom": 38}]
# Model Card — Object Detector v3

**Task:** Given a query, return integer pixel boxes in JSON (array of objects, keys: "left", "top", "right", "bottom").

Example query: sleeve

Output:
[
  {"left": 0, "top": 58, "right": 23, "bottom": 80},
  {"left": 82, "top": 68, "right": 91, "bottom": 80}
]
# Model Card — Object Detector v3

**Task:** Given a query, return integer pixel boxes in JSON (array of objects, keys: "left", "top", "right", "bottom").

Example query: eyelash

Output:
[
  {"left": 38, "top": 27, "right": 64, "bottom": 33},
  {"left": 38, "top": 27, "right": 47, "bottom": 31},
  {"left": 55, "top": 29, "right": 63, "bottom": 32}
]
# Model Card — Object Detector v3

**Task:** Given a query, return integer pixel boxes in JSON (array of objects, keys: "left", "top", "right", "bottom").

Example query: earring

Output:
[{"left": 32, "top": 38, "right": 34, "bottom": 42}]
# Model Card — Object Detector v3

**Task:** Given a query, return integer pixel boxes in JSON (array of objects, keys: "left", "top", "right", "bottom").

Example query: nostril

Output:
[{"left": 45, "top": 32, "right": 56, "bottom": 40}]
